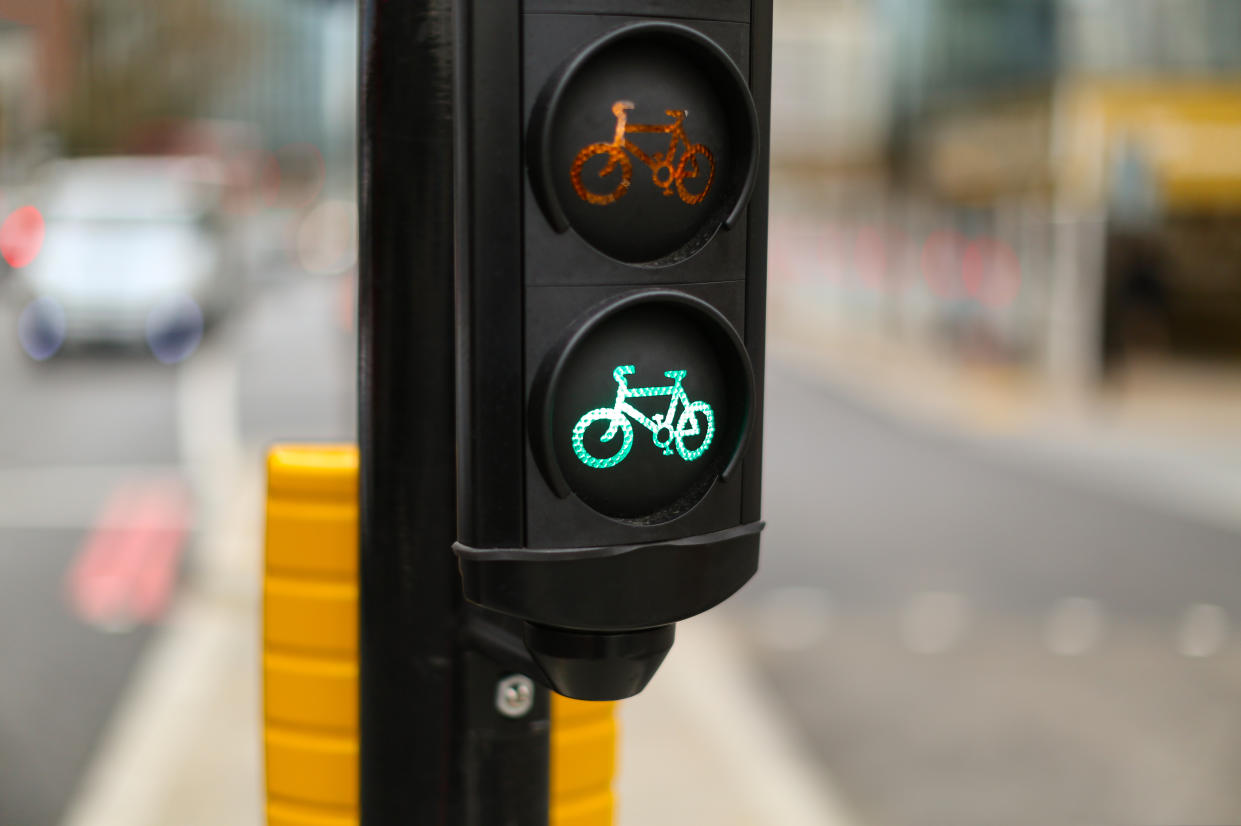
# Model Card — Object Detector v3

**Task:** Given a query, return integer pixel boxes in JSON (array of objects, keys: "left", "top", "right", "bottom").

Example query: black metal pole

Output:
[
  {"left": 358, "top": 1, "right": 462, "bottom": 822},
  {"left": 357, "top": 2, "right": 550, "bottom": 824}
]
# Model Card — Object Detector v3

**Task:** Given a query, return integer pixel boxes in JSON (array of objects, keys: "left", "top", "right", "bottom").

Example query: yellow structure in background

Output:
[
  {"left": 1058, "top": 79, "right": 1241, "bottom": 211},
  {"left": 262, "top": 444, "right": 616, "bottom": 826}
]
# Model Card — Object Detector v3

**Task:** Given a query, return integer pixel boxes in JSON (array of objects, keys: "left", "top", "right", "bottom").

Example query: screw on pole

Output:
[{"left": 496, "top": 675, "right": 536, "bottom": 718}]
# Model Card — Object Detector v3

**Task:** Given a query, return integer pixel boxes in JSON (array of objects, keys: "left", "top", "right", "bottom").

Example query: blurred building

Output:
[
  {"left": 771, "top": 0, "right": 1241, "bottom": 380},
  {"left": 0, "top": 0, "right": 74, "bottom": 112},
  {"left": 771, "top": 0, "right": 891, "bottom": 172},
  {"left": 211, "top": 0, "right": 355, "bottom": 160},
  {"left": 0, "top": 0, "right": 355, "bottom": 178},
  {"left": 0, "top": 1, "right": 73, "bottom": 180}
]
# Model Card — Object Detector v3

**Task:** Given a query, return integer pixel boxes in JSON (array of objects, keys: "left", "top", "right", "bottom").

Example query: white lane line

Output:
[
  {"left": 0, "top": 465, "right": 182, "bottom": 530},
  {"left": 621, "top": 614, "right": 862, "bottom": 826},
  {"left": 1176, "top": 603, "right": 1229, "bottom": 658},
  {"left": 175, "top": 328, "right": 242, "bottom": 474},
  {"left": 901, "top": 591, "right": 971, "bottom": 655},
  {"left": 174, "top": 324, "right": 252, "bottom": 594},
  {"left": 175, "top": 327, "right": 244, "bottom": 562},
  {"left": 1044, "top": 597, "right": 1105, "bottom": 656}
]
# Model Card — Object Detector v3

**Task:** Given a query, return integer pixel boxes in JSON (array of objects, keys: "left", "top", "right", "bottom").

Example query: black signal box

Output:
[{"left": 454, "top": 0, "right": 771, "bottom": 700}]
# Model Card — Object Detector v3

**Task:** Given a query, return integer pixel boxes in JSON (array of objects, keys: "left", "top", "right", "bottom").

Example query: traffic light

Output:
[{"left": 454, "top": 1, "right": 771, "bottom": 700}]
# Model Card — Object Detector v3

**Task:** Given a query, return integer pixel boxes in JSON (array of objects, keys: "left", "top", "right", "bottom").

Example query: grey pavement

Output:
[
  {"left": 0, "top": 528, "right": 151, "bottom": 826},
  {"left": 0, "top": 261, "right": 350, "bottom": 825},
  {"left": 752, "top": 362, "right": 1241, "bottom": 617},
  {"left": 53, "top": 274, "right": 846, "bottom": 825},
  {"left": 0, "top": 294, "right": 176, "bottom": 825},
  {"left": 729, "top": 360, "right": 1241, "bottom": 826},
  {"left": 6, "top": 258, "right": 1241, "bottom": 825}
]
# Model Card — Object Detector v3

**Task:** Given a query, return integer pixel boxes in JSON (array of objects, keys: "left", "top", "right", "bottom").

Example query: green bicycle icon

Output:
[{"left": 572, "top": 365, "right": 716, "bottom": 469}]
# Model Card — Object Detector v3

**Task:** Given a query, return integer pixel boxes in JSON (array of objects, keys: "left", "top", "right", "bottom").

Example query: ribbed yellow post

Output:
[
  {"left": 550, "top": 696, "right": 618, "bottom": 826},
  {"left": 264, "top": 445, "right": 360, "bottom": 826},
  {"left": 262, "top": 444, "right": 617, "bottom": 826}
]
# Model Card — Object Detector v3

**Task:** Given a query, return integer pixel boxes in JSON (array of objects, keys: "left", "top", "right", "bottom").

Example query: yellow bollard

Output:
[
  {"left": 262, "top": 444, "right": 617, "bottom": 825},
  {"left": 550, "top": 695, "right": 617, "bottom": 826},
  {"left": 264, "top": 445, "right": 359, "bottom": 826}
]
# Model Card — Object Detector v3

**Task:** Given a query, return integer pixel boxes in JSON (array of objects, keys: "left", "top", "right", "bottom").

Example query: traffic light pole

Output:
[
  {"left": 357, "top": 2, "right": 549, "bottom": 824},
  {"left": 358, "top": 0, "right": 770, "bottom": 821}
]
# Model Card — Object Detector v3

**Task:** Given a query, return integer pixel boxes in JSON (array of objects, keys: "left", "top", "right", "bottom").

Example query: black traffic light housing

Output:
[{"left": 454, "top": 0, "right": 770, "bottom": 700}]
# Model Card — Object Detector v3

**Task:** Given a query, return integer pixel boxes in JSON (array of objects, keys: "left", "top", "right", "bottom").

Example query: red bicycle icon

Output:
[{"left": 570, "top": 100, "right": 716, "bottom": 206}]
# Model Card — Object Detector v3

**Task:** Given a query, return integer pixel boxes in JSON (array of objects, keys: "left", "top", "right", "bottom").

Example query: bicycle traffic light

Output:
[{"left": 454, "top": 0, "right": 771, "bottom": 701}]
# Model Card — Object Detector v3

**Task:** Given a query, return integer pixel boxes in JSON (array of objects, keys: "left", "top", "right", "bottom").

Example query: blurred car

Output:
[{"left": 15, "top": 156, "right": 243, "bottom": 357}]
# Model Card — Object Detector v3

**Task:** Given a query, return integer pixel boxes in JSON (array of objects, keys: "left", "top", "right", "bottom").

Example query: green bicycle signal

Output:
[{"left": 572, "top": 365, "right": 716, "bottom": 469}]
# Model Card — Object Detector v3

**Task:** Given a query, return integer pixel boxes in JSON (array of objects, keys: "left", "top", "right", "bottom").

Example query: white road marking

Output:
[
  {"left": 620, "top": 614, "right": 862, "bottom": 826},
  {"left": 1176, "top": 603, "right": 1229, "bottom": 659},
  {"left": 1044, "top": 597, "right": 1105, "bottom": 656},
  {"left": 901, "top": 591, "right": 970, "bottom": 654},
  {"left": 0, "top": 465, "right": 182, "bottom": 530},
  {"left": 175, "top": 327, "right": 243, "bottom": 494}
]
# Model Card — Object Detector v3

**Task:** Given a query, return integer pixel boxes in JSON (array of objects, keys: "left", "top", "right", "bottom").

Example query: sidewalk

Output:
[{"left": 59, "top": 449, "right": 856, "bottom": 826}]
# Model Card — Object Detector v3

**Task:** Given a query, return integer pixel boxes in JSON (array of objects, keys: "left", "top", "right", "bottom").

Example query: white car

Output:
[{"left": 16, "top": 156, "right": 242, "bottom": 361}]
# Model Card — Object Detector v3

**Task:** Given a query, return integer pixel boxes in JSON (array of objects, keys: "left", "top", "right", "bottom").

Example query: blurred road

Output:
[
  {"left": 3, "top": 262, "right": 1240, "bottom": 825},
  {"left": 736, "top": 363, "right": 1241, "bottom": 826},
  {"left": 0, "top": 260, "right": 352, "bottom": 825},
  {"left": 0, "top": 325, "right": 175, "bottom": 825}
]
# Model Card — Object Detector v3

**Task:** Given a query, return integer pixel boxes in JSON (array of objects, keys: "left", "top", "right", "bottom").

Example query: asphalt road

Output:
[
  {"left": 4, "top": 263, "right": 1239, "bottom": 826},
  {"left": 735, "top": 363, "right": 1241, "bottom": 826},
  {"left": 0, "top": 266, "right": 352, "bottom": 826},
  {"left": 0, "top": 305, "right": 178, "bottom": 825}
]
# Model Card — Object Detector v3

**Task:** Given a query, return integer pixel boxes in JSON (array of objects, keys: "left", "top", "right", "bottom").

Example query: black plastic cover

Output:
[{"left": 455, "top": 521, "right": 762, "bottom": 632}]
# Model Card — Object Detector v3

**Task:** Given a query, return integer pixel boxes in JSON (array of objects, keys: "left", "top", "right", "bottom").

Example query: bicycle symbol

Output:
[
  {"left": 572, "top": 365, "right": 716, "bottom": 469},
  {"left": 571, "top": 100, "right": 716, "bottom": 207}
]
